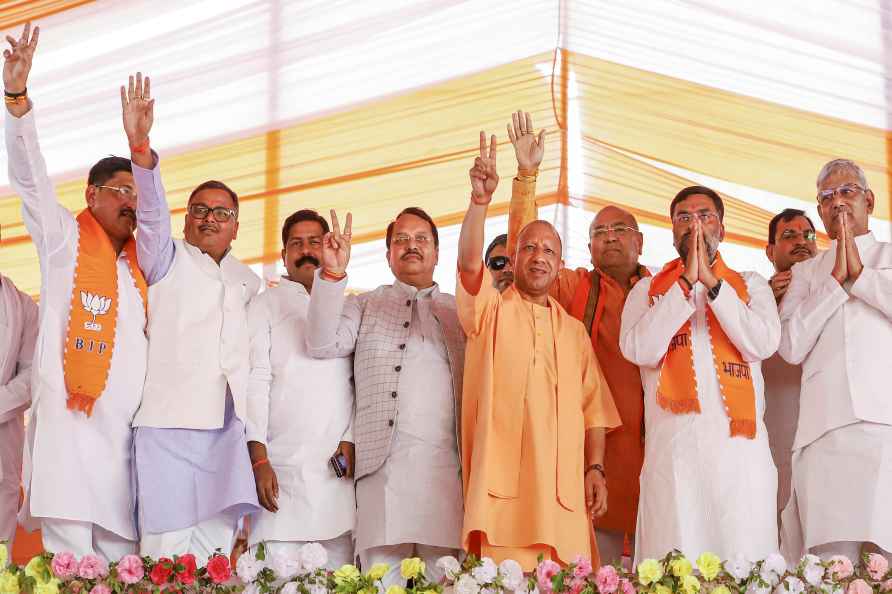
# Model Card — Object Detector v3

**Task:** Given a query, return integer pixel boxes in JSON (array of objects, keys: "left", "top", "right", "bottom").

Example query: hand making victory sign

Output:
[
  {"left": 320, "top": 209, "right": 353, "bottom": 277},
  {"left": 120, "top": 72, "right": 154, "bottom": 169},
  {"left": 469, "top": 131, "right": 499, "bottom": 205}
]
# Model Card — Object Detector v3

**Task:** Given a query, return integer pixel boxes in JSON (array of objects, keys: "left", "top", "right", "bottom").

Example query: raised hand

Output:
[
  {"left": 831, "top": 212, "right": 849, "bottom": 285},
  {"left": 769, "top": 270, "right": 793, "bottom": 303},
  {"left": 3, "top": 23, "right": 38, "bottom": 95},
  {"left": 469, "top": 131, "right": 499, "bottom": 205},
  {"left": 682, "top": 221, "right": 699, "bottom": 287},
  {"left": 320, "top": 209, "right": 352, "bottom": 276},
  {"left": 120, "top": 72, "right": 154, "bottom": 149},
  {"left": 507, "top": 110, "right": 546, "bottom": 173}
]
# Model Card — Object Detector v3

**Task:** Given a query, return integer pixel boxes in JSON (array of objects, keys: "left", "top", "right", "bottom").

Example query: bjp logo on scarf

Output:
[{"left": 80, "top": 291, "right": 113, "bottom": 331}]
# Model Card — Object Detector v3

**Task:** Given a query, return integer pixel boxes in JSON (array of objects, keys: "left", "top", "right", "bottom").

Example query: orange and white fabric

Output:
[
  {"left": 620, "top": 263, "right": 780, "bottom": 562},
  {"left": 7, "top": 105, "right": 145, "bottom": 558}
]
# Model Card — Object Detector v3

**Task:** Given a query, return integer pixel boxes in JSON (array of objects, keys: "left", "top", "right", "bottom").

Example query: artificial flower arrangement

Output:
[{"left": 0, "top": 542, "right": 890, "bottom": 594}]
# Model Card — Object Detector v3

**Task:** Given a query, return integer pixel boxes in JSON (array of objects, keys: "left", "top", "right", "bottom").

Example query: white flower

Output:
[
  {"left": 726, "top": 554, "right": 755, "bottom": 582},
  {"left": 236, "top": 554, "right": 265, "bottom": 582},
  {"left": 299, "top": 542, "right": 328, "bottom": 573},
  {"left": 309, "top": 584, "right": 328, "bottom": 594},
  {"left": 775, "top": 577, "right": 805, "bottom": 594},
  {"left": 760, "top": 554, "right": 787, "bottom": 587},
  {"left": 456, "top": 574, "right": 482, "bottom": 594},
  {"left": 242, "top": 584, "right": 261, "bottom": 594},
  {"left": 281, "top": 584, "right": 300, "bottom": 594},
  {"left": 272, "top": 549, "right": 303, "bottom": 580},
  {"left": 819, "top": 582, "right": 843, "bottom": 594},
  {"left": 499, "top": 559, "right": 525, "bottom": 591},
  {"left": 472, "top": 558, "right": 499, "bottom": 584},
  {"left": 438, "top": 556, "right": 463, "bottom": 581},
  {"left": 800, "top": 555, "right": 824, "bottom": 587}
]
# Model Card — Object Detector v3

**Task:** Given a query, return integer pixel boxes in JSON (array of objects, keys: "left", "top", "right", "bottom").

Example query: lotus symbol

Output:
[{"left": 80, "top": 291, "right": 112, "bottom": 331}]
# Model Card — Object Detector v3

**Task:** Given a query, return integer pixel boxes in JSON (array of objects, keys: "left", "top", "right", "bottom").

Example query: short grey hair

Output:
[{"left": 816, "top": 159, "right": 869, "bottom": 189}]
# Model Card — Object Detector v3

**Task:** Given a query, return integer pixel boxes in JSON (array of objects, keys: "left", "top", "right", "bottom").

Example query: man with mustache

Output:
[
  {"left": 457, "top": 132, "right": 620, "bottom": 569},
  {"left": 244, "top": 209, "right": 355, "bottom": 568},
  {"left": 484, "top": 234, "right": 514, "bottom": 292},
  {"left": 306, "top": 206, "right": 465, "bottom": 587},
  {"left": 620, "top": 186, "right": 780, "bottom": 561},
  {"left": 778, "top": 160, "right": 892, "bottom": 562},
  {"left": 5, "top": 24, "right": 148, "bottom": 559},
  {"left": 122, "top": 74, "right": 260, "bottom": 560},
  {"left": 761, "top": 209, "right": 817, "bottom": 538},
  {"left": 505, "top": 110, "right": 649, "bottom": 564},
  {"left": 0, "top": 224, "right": 38, "bottom": 552}
]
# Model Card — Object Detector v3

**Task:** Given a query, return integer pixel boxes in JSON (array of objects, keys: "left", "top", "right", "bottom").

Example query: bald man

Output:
[
  {"left": 456, "top": 132, "right": 620, "bottom": 569},
  {"left": 506, "top": 110, "right": 650, "bottom": 564}
]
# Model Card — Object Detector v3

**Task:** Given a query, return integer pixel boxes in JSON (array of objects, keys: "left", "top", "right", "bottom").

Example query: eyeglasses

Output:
[
  {"left": 779, "top": 229, "right": 817, "bottom": 242},
  {"left": 673, "top": 211, "right": 720, "bottom": 225},
  {"left": 817, "top": 183, "right": 864, "bottom": 205},
  {"left": 392, "top": 234, "right": 431, "bottom": 246},
  {"left": 591, "top": 224, "right": 638, "bottom": 240},
  {"left": 188, "top": 203, "right": 237, "bottom": 223},
  {"left": 94, "top": 185, "right": 136, "bottom": 199},
  {"left": 487, "top": 255, "right": 510, "bottom": 271}
]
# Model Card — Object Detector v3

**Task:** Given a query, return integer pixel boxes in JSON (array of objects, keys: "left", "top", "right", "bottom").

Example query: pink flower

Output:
[
  {"left": 846, "top": 579, "right": 872, "bottom": 594},
  {"left": 117, "top": 554, "right": 145, "bottom": 584},
  {"left": 881, "top": 579, "right": 892, "bottom": 592},
  {"left": 90, "top": 586, "right": 112, "bottom": 594},
  {"left": 537, "top": 560, "right": 561, "bottom": 593},
  {"left": 78, "top": 554, "right": 109, "bottom": 580},
  {"left": 829, "top": 556, "right": 855, "bottom": 581},
  {"left": 619, "top": 578, "right": 636, "bottom": 594},
  {"left": 570, "top": 576, "right": 588, "bottom": 594},
  {"left": 867, "top": 555, "right": 890, "bottom": 582},
  {"left": 574, "top": 555, "right": 593, "bottom": 579},
  {"left": 595, "top": 566, "right": 620, "bottom": 594},
  {"left": 52, "top": 551, "right": 79, "bottom": 579}
]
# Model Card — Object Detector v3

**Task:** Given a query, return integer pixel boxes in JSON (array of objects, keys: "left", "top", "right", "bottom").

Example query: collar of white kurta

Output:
[{"left": 278, "top": 275, "right": 310, "bottom": 297}]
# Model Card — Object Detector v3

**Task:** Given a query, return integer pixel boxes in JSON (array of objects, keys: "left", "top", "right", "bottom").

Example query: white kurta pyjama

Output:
[
  {"left": 246, "top": 277, "right": 355, "bottom": 546},
  {"left": 620, "top": 272, "right": 780, "bottom": 562}
]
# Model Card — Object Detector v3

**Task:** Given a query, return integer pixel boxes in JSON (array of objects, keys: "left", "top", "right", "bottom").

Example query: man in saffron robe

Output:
[{"left": 457, "top": 131, "right": 620, "bottom": 569}]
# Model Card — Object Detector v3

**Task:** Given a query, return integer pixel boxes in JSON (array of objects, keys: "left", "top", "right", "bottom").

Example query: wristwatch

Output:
[{"left": 707, "top": 279, "right": 723, "bottom": 301}]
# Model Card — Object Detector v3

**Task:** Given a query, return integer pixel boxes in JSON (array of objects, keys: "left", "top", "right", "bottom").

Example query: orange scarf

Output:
[
  {"left": 62, "top": 209, "right": 148, "bottom": 416},
  {"left": 648, "top": 253, "right": 756, "bottom": 439}
]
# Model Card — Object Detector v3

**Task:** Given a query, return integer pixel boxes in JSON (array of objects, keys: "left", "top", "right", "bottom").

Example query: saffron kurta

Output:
[
  {"left": 552, "top": 267, "right": 647, "bottom": 535},
  {"left": 457, "top": 268, "right": 621, "bottom": 569}
]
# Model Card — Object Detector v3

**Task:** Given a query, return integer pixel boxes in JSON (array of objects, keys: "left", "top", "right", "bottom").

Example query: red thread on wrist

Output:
[
  {"left": 321, "top": 269, "right": 347, "bottom": 282},
  {"left": 130, "top": 137, "right": 150, "bottom": 154},
  {"left": 252, "top": 458, "right": 269, "bottom": 470}
]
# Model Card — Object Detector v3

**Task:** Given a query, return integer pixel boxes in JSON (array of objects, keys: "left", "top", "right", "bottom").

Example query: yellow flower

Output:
[
  {"left": 420, "top": 590, "right": 438, "bottom": 594},
  {"left": 0, "top": 572, "right": 18, "bottom": 594},
  {"left": 0, "top": 544, "right": 7, "bottom": 568},
  {"left": 710, "top": 586, "right": 731, "bottom": 594},
  {"left": 359, "top": 588, "right": 378, "bottom": 594},
  {"left": 369, "top": 563, "right": 391, "bottom": 581},
  {"left": 34, "top": 578, "right": 61, "bottom": 594},
  {"left": 671, "top": 558, "right": 693, "bottom": 578},
  {"left": 25, "top": 556, "right": 50, "bottom": 583},
  {"left": 401, "top": 558, "right": 426, "bottom": 580},
  {"left": 696, "top": 553, "right": 722, "bottom": 582},
  {"left": 334, "top": 564, "right": 362, "bottom": 585},
  {"left": 386, "top": 586, "right": 407, "bottom": 594},
  {"left": 637, "top": 559, "right": 664, "bottom": 586},
  {"left": 655, "top": 585, "right": 672, "bottom": 594},
  {"left": 681, "top": 575, "right": 701, "bottom": 594}
]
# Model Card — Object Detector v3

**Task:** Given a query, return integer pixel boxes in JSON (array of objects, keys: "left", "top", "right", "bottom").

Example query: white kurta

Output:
[
  {"left": 778, "top": 233, "right": 892, "bottom": 557},
  {"left": 245, "top": 277, "right": 355, "bottom": 546},
  {"left": 354, "top": 283, "right": 462, "bottom": 555},
  {"left": 7, "top": 107, "right": 146, "bottom": 540},
  {"left": 0, "top": 274, "right": 38, "bottom": 544},
  {"left": 620, "top": 272, "right": 780, "bottom": 562}
]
